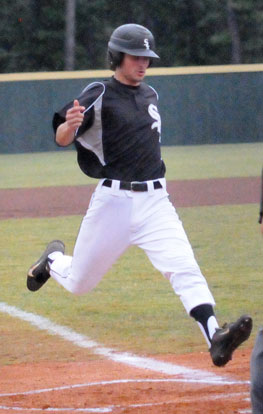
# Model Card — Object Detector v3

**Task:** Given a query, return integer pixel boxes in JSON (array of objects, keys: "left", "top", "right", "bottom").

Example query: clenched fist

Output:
[{"left": 66, "top": 99, "right": 86, "bottom": 132}]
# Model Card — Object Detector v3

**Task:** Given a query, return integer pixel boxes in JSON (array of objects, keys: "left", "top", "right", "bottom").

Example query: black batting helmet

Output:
[{"left": 107, "top": 23, "right": 159, "bottom": 70}]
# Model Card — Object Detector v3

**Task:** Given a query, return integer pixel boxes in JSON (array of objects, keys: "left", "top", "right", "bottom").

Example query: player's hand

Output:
[{"left": 65, "top": 99, "right": 85, "bottom": 131}]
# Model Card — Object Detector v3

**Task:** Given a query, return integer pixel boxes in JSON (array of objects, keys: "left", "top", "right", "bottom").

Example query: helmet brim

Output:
[{"left": 108, "top": 42, "right": 160, "bottom": 59}]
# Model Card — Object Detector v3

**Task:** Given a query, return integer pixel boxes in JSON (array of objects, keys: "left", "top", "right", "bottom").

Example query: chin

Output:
[{"left": 135, "top": 75, "right": 145, "bottom": 83}]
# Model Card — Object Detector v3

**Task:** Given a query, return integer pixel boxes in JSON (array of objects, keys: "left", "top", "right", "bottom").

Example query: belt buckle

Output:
[{"left": 130, "top": 181, "right": 147, "bottom": 192}]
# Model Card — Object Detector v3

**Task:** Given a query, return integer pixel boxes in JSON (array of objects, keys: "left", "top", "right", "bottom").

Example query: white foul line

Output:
[
  {"left": 0, "top": 407, "right": 111, "bottom": 413},
  {"left": 0, "top": 377, "right": 249, "bottom": 398},
  {"left": 0, "top": 388, "right": 251, "bottom": 412},
  {"left": 0, "top": 302, "right": 246, "bottom": 385}
]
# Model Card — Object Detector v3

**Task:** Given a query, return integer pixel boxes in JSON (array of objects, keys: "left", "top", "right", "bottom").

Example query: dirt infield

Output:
[
  {"left": 1, "top": 176, "right": 258, "bottom": 413},
  {"left": 0, "top": 349, "right": 251, "bottom": 413},
  {"left": 1, "top": 176, "right": 260, "bottom": 219}
]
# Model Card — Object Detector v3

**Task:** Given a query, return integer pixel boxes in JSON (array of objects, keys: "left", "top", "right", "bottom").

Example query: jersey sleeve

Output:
[{"left": 52, "top": 82, "right": 105, "bottom": 136}]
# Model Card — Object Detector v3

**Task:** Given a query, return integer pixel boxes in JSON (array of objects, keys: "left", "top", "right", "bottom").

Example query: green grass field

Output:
[
  {"left": 0, "top": 142, "right": 262, "bottom": 188},
  {"left": 0, "top": 143, "right": 262, "bottom": 365}
]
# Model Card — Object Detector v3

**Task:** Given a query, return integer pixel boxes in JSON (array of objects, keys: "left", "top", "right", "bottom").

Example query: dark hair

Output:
[
  {"left": 107, "top": 50, "right": 124, "bottom": 71},
  {"left": 107, "top": 50, "right": 153, "bottom": 71}
]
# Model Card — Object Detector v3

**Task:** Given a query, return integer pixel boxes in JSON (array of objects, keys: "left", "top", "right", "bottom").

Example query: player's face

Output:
[{"left": 115, "top": 54, "right": 150, "bottom": 86}]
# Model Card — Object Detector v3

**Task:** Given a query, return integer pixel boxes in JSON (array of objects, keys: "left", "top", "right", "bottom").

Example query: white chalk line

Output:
[
  {"left": 0, "top": 378, "right": 250, "bottom": 398},
  {"left": 123, "top": 390, "right": 250, "bottom": 408},
  {"left": 0, "top": 389, "right": 251, "bottom": 412},
  {"left": 0, "top": 302, "right": 246, "bottom": 385},
  {"left": 0, "top": 302, "right": 251, "bottom": 413},
  {"left": 0, "top": 407, "right": 111, "bottom": 413}
]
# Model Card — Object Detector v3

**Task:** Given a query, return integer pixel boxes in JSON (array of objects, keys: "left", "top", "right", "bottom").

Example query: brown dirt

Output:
[
  {"left": 1, "top": 176, "right": 260, "bottom": 219},
  {"left": 1, "top": 177, "right": 257, "bottom": 412},
  {"left": 0, "top": 349, "right": 251, "bottom": 413}
]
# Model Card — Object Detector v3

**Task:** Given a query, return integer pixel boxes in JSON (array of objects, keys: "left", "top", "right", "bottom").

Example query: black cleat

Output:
[
  {"left": 27, "top": 240, "right": 65, "bottom": 292},
  {"left": 210, "top": 314, "right": 253, "bottom": 367}
]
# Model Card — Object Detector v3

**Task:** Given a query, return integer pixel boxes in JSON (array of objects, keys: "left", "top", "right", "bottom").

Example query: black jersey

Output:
[{"left": 53, "top": 76, "right": 166, "bottom": 181}]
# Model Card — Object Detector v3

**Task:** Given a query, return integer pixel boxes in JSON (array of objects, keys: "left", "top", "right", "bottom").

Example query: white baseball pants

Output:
[{"left": 49, "top": 178, "right": 215, "bottom": 314}]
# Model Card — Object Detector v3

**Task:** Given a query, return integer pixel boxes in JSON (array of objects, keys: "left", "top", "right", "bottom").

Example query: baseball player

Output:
[
  {"left": 259, "top": 167, "right": 263, "bottom": 234},
  {"left": 250, "top": 328, "right": 263, "bottom": 413},
  {"left": 27, "top": 23, "right": 252, "bottom": 366},
  {"left": 251, "top": 171, "right": 263, "bottom": 412}
]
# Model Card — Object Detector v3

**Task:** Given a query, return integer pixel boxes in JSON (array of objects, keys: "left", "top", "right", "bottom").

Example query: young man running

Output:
[{"left": 27, "top": 24, "right": 252, "bottom": 367}]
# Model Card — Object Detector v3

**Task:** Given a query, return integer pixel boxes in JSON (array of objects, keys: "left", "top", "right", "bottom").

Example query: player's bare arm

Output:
[{"left": 56, "top": 99, "right": 85, "bottom": 146}]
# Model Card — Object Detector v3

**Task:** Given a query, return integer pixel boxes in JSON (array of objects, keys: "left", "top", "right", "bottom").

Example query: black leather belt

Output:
[{"left": 102, "top": 179, "right": 162, "bottom": 192}]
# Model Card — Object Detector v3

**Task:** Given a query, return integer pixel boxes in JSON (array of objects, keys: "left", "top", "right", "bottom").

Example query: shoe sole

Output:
[
  {"left": 212, "top": 315, "right": 252, "bottom": 366},
  {"left": 27, "top": 240, "right": 65, "bottom": 292}
]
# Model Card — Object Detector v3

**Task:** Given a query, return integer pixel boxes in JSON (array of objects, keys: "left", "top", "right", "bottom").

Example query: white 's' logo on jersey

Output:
[
  {"left": 144, "top": 38, "right": 150, "bottom": 50},
  {"left": 148, "top": 104, "right": 161, "bottom": 137}
]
